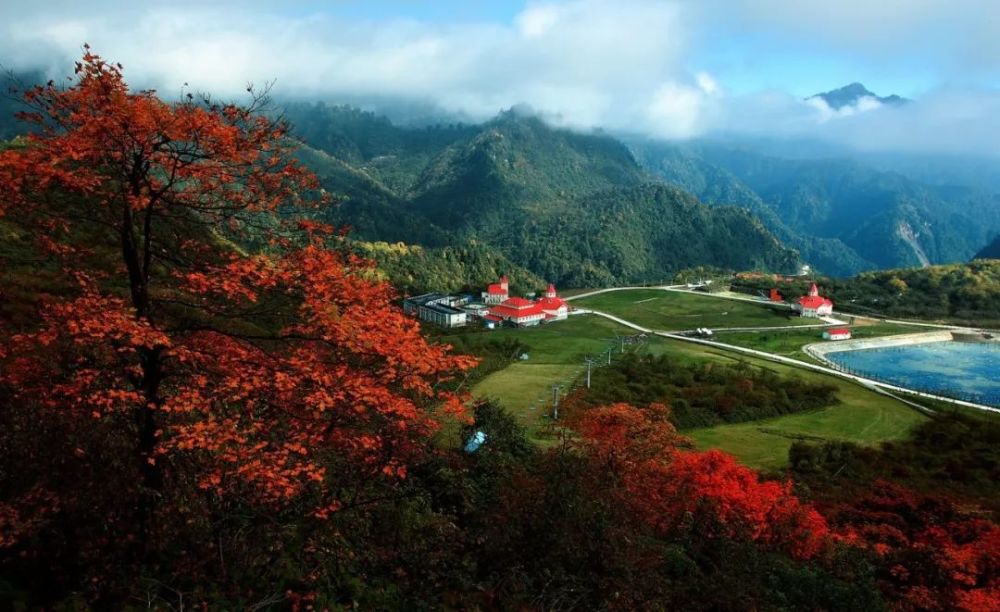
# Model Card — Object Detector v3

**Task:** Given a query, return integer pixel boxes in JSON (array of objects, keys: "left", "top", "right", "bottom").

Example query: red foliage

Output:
[
  {"left": 0, "top": 48, "right": 475, "bottom": 551},
  {"left": 574, "top": 403, "right": 829, "bottom": 560},
  {"left": 828, "top": 480, "right": 1000, "bottom": 611}
]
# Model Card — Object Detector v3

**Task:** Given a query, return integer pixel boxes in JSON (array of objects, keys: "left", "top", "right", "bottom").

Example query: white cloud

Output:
[
  {"left": 804, "top": 95, "right": 884, "bottom": 122},
  {"left": 700, "top": 0, "right": 1000, "bottom": 74},
  {"left": 0, "top": 1, "right": 698, "bottom": 132},
  {"left": 696, "top": 72, "right": 721, "bottom": 96},
  {"left": 516, "top": 5, "right": 560, "bottom": 38},
  {"left": 0, "top": 0, "right": 998, "bottom": 156},
  {"left": 646, "top": 82, "right": 706, "bottom": 138}
]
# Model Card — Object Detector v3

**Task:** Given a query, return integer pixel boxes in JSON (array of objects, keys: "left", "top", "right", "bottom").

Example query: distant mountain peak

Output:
[{"left": 808, "top": 82, "right": 909, "bottom": 110}]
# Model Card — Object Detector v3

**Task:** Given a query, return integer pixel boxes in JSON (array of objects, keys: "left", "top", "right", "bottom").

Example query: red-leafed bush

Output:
[
  {"left": 574, "top": 403, "right": 829, "bottom": 560},
  {"left": 829, "top": 480, "right": 1000, "bottom": 611}
]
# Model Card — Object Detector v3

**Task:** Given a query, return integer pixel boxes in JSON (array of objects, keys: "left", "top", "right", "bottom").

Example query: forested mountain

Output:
[
  {"left": 284, "top": 104, "right": 800, "bottom": 288},
  {"left": 630, "top": 141, "right": 871, "bottom": 276},
  {"left": 975, "top": 235, "right": 1000, "bottom": 259},
  {"left": 631, "top": 139, "right": 1000, "bottom": 275},
  {"left": 5, "top": 81, "right": 996, "bottom": 284}
]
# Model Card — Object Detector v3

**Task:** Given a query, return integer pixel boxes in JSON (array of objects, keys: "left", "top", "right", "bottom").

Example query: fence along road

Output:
[{"left": 569, "top": 308, "right": 1000, "bottom": 416}]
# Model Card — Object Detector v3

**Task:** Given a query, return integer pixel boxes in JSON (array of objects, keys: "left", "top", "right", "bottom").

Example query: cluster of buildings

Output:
[
  {"left": 403, "top": 275, "right": 570, "bottom": 329},
  {"left": 402, "top": 293, "right": 470, "bottom": 328}
]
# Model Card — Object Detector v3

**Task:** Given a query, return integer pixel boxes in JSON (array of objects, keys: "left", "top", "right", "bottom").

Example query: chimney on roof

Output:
[
  {"left": 500, "top": 275, "right": 509, "bottom": 292},
  {"left": 546, "top": 283, "right": 556, "bottom": 298},
  {"left": 808, "top": 283, "right": 819, "bottom": 297}
]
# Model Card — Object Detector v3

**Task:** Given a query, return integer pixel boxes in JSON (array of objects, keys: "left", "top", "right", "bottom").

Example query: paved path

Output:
[
  {"left": 568, "top": 285, "right": 992, "bottom": 333},
  {"left": 570, "top": 308, "right": 1000, "bottom": 415},
  {"left": 564, "top": 285, "right": 684, "bottom": 301},
  {"left": 712, "top": 323, "right": 836, "bottom": 333}
]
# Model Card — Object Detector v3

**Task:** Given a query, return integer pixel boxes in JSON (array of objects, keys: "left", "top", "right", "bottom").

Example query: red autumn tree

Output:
[
  {"left": 574, "top": 403, "right": 829, "bottom": 560},
  {"left": 830, "top": 480, "right": 1000, "bottom": 611},
  {"left": 0, "top": 46, "right": 474, "bottom": 559}
]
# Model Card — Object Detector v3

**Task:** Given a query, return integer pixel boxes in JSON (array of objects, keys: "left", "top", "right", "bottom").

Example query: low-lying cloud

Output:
[{"left": 1, "top": 0, "right": 998, "bottom": 156}]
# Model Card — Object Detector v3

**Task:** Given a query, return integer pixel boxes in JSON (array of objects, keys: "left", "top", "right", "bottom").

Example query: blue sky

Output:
[
  {"left": 320, "top": 1, "right": 524, "bottom": 24},
  {"left": 0, "top": 0, "right": 998, "bottom": 154},
  {"left": 308, "top": 0, "right": 991, "bottom": 98}
]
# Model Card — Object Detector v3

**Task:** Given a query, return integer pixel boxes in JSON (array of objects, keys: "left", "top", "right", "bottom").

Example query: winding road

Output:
[
  {"left": 566, "top": 284, "right": 988, "bottom": 334},
  {"left": 568, "top": 305, "right": 1000, "bottom": 415}
]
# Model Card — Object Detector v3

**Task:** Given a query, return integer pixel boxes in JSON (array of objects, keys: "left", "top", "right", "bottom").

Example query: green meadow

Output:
[
  {"left": 571, "top": 289, "right": 814, "bottom": 331},
  {"left": 443, "top": 315, "right": 929, "bottom": 470},
  {"left": 714, "top": 321, "right": 922, "bottom": 360},
  {"left": 439, "top": 315, "right": 638, "bottom": 424}
]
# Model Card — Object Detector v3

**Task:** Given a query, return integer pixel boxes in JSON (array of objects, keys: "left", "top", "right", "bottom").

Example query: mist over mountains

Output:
[
  {"left": 278, "top": 100, "right": 1000, "bottom": 281},
  {"left": 807, "top": 82, "right": 909, "bottom": 110},
  {"left": 2, "top": 64, "right": 996, "bottom": 284},
  {"left": 3, "top": 0, "right": 1000, "bottom": 159}
]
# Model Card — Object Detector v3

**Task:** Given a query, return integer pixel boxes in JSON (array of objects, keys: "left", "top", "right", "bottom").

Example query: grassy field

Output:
[
  {"left": 661, "top": 340, "right": 928, "bottom": 471},
  {"left": 438, "top": 315, "right": 638, "bottom": 425},
  {"left": 714, "top": 322, "right": 922, "bottom": 360},
  {"left": 688, "top": 391, "right": 925, "bottom": 471},
  {"left": 572, "top": 289, "right": 814, "bottom": 331},
  {"left": 438, "top": 315, "right": 928, "bottom": 470}
]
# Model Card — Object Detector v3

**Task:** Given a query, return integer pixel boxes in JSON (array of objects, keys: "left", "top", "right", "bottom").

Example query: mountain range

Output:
[
  {"left": 1, "top": 75, "right": 997, "bottom": 289},
  {"left": 285, "top": 104, "right": 799, "bottom": 288},
  {"left": 279, "top": 100, "right": 1000, "bottom": 285},
  {"left": 631, "top": 138, "right": 1000, "bottom": 275}
]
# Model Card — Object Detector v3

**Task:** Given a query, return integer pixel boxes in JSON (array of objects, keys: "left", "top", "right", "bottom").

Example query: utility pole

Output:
[
  {"left": 620, "top": 335, "right": 626, "bottom": 354},
  {"left": 607, "top": 349, "right": 612, "bottom": 365},
  {"left": 552, "top": 384, "right": 561, "bottom": 420},
  {"left": 585, "top": 358, "right": 594, "bottom": 389}
]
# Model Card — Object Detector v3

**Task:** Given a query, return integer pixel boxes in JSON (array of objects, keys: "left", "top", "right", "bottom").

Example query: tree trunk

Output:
[{"left": 120, "top": 201, "right": 163, "bottom": 545}]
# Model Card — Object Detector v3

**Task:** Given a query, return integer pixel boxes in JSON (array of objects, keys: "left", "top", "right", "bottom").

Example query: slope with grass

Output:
[
  {"left": 440, "top": 314, "right": 927, "bottom": 469},
  {"left": 439, "top": 315, "right": 636, "bottom": 427},
  {"left": 714, "top": 322, "right": 921, "bottom": 360},
  {"left": 572, "top": 288, "right": 813, "bottom": 331},
  {"left": 661, "top": 340, "right": 927, "bottom": 471}
]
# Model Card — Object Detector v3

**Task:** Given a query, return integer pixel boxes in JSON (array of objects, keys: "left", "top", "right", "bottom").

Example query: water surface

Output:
[{"left": 824, "top": 341, "right": 1000, "bottom": 406}]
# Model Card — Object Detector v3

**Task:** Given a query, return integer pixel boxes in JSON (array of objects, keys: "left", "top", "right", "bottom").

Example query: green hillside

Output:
[
  {"left": 631, "top": 140, "right": 1000, "bottom": 275},
  {"left": 283, "top": 106, "right": 801, "bottom": 288},
  {"left": 975, "top": 235, "right": 1000, "bottom": 259},
  {"left": 631, "top": 140, "right": 874, "bottom": 276},
  {"left": 352, "top": 239, "right": 545, "bottom": 295},
  {"left": 734, "top": 259, "right": 1000, "bottom": 326}
]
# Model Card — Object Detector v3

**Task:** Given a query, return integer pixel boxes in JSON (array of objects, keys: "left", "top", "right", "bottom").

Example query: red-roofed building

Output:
[
  {"left": 482, "top": 275, "right": 509, "bottom": 304},
  {"left": 823, "top": 328, "right": 851, "bottom": 341},
  {"left": 488, "top": 296, "right": 546, "bottom": 327},
  {"left": 536, "top": 283, "right": 569, "bottom": 321},
  {"left": 793, "top": 283, "right": 833, "bottom": 318}
]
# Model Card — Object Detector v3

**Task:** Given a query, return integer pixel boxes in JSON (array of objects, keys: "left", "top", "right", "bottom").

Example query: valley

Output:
[
  {"left": 437, "top": 284, "right": 999, "bottom": 470},
  {"left": 2, "top": 14, "right": 999, "bottom": 607}
]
